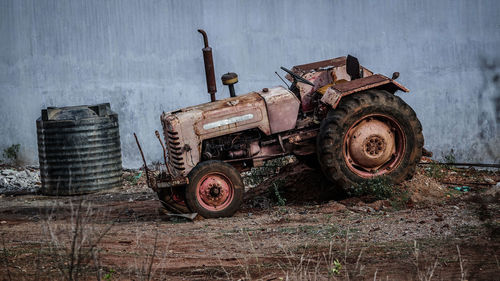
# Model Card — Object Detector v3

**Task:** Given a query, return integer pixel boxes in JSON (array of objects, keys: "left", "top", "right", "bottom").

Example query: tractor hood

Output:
[
  {"left": 162, "top": 92, "right": 271, "bottom": 140},
  {"left": 160, "top": 90, "right": 270, "bottom": 173},
  {"left": 160, "top": 86, "right": 299, "bottom": 173}
]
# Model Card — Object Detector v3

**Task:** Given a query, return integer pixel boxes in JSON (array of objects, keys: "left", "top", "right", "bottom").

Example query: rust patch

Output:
[
  {"left": 291, "top": 57, "right": 347, "bottom": 75},
  {"left": 286, "top": 129, "right": 318, "bottom": 144},
  {"left": 157, "top": 176, "right": 189, "bottom": 188},
  {"left": 321, "top": 87, "right": 343, "bottom": 108},
  {"left": 333, "top": 74, "right": 395, "bottom": 93},
  {"left": 195, "top": 93, "right": 268, "bottom": 135},
  {"left": 198, "top": 29, "right": 217, "bottom": 102},
  {"left": 321, "top": 74, "right": 410, "bottom": 108}
]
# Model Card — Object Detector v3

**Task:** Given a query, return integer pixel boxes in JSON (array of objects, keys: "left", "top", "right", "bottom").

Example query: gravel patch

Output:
[{"left": 0, "top": 168, "right": 41, "bottom": 194}]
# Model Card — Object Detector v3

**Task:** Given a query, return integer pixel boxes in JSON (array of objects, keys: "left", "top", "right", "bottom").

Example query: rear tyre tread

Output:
[{"left": 317, "top": 90, "right": 424, "bottom": 190}]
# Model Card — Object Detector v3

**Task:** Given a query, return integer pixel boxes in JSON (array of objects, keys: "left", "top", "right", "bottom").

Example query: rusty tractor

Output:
[{"left": 135, "top": 29, "right": 424, "bottom": 218}]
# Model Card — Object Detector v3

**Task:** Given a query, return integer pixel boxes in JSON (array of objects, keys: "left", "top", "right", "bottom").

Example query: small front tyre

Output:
[{"left": 185, "top": 160, "right": 244, "bottom": 218}]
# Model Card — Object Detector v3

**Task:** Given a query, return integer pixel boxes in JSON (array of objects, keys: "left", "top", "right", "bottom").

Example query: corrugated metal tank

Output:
[{"left": 36, "top": 103, "right": 122, "bottom": 195}]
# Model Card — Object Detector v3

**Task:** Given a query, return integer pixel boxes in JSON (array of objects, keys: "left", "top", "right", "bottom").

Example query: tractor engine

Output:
[{"left": 201, "top": 129, "right": 261, "bottom": 161}]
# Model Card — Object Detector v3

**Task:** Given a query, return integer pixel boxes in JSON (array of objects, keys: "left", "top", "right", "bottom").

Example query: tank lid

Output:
[{"left": 41, "top": 103, "right": 112, "bottom": 121}]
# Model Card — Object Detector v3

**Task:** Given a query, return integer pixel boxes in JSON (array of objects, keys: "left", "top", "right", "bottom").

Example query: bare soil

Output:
[{"left": 0, "top": 163, "right": 499, "bottom": 280}]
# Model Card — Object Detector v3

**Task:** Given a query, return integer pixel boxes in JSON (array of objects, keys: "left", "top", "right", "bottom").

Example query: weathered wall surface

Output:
[{"left": 1, "top": 0, "right": 499, "bottom": 167}]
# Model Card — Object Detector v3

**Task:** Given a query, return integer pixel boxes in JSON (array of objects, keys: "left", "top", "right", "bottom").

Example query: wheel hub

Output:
[
  {"left": 209, "top": 184, "right": 221, "bottom": 197},
  {"left": 197, "top": 173, "right": 233, "bottom": 210},
  {"left": 347, "top": 118, "right": 396, "bottom": 170},
  {"left": 364, "top": 135, "right": 386, "bottom": 157}
]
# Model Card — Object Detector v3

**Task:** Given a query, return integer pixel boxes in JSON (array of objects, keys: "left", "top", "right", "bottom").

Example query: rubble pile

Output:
[{"left": 0, "top": 168, "right": 41, "bottom": 194}]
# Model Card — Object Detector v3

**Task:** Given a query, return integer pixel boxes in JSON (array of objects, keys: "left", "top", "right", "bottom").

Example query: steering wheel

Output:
[{"left": 280, "top": 66, "right": 314, "bottom": 86}]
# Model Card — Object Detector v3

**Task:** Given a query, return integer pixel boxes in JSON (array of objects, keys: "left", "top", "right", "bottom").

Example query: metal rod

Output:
[
  {"left": 224, "top": 153, "right": 289, "bottom": 162},
  {"left": 275, "top": 71, "right": 289, "bottom": 88},
  {"left": 441, "top": 181, "right": 496, "bottom": 186},
  {"left": 418, "top": 162, "right": 500, "bottom": 168},
  {"left": 133, "top": 133, "right": 151, "bottom": 187},
  {"left": 228, "top": 84, "right": 236, "bottom": 97}
]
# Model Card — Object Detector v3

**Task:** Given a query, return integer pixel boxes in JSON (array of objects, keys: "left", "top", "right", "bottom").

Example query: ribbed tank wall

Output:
[{"left": 36, "top": 103, "right": 122, "bottom": 195}]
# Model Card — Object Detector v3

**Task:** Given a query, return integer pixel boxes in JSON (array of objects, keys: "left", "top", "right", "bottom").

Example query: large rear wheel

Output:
[
  {"left": 185, "top": 160, "right": 244, "bottom": 218},
  {"left": 317, "top": 90, "right": 423, "bottom": 190}
]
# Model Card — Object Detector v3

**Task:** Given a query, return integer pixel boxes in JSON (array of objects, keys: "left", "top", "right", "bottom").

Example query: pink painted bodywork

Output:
[
  {"left": 161, "top": 86, "right": 296, "bottom": 175},
  {"left": 258, "top": 87, "right": 300, "bottom": 134},
  {"left": 160, "top": 56, "right": 410, "bottom": 179},
  {"left": 320, "top": 74, "right": 409, "bottom": 108},
  {"left": 292, "top": 57, "right": 374, "bottom": 112}
]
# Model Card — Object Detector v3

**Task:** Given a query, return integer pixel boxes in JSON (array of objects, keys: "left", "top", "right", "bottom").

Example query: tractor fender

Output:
[{"left": 320, "top": 74, "right": 409, "bottom": 109}]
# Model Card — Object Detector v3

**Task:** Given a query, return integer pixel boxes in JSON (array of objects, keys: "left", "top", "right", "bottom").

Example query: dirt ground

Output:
[{"left": 0, "top": 162, "right": 499, "bottom": 280}]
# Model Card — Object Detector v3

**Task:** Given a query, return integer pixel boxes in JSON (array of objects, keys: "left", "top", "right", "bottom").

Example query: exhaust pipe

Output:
[{"left": 198, "top": 29, "right": 217, "bottom": 102}]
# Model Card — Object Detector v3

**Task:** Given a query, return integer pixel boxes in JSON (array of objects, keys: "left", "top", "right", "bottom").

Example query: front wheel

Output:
[
  {"left": 185, "top": 160, "right": 244, "bottom": 218},
  {"left": 157, "top": 186, "right": 190, "bottom": 213},
  {"left": 317, "top": 90, "right": 424, "bottom": 190}
]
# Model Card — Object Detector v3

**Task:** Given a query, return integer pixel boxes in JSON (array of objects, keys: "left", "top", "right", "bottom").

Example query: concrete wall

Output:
[{"left": 1, "top": 0, "right": 499, "bottom": 168}]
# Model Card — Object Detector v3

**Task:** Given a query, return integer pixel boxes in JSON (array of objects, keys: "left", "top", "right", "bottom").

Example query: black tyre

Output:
[
  {"left": 157, "top": 186, "right": 190, "bottom": 213},
  {"left": 185, "top": 160, "right": 244, "bottom": 218},
  {"left": 295, "top": 154, "right": 320, "bottom": 170},
  {"left": 317, "top": 89, "right": 424, "bottom": 190}
]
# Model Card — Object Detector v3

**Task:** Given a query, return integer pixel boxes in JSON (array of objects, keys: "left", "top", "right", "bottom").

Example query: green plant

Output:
[
  {"left": 125, "top": 171, "right": 142, "bottom": 185},
  {"left": 243, "top": 156, "right": 294, "bottom": 187},
  {"left": 443, "top": 149, "right": 456, "bottom": 164},
  {"left": 103, "top": 268, "right": 115, "bottom": 281},
  {"left": 2, "top": 144, "right": 20, "bottom": 163},
  {"left": 328, "top": 259, "right": 342, "bottom": 275},
  {"left": 349, "top": 177, "right": 394, "bottom": 200},
  {"left": 425, "top": 162, "right": 445, "bottom": 179},
  {"left": 390, "top": 189, "right": 411, "bottom": 210},
  {"left": 272, "top": 179, "right": 286, "bottom": 206}
]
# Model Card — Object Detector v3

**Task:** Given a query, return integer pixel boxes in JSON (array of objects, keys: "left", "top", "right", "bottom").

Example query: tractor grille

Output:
[{"left": 165, "top": 126, "right": 185, "bottom": 172}]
